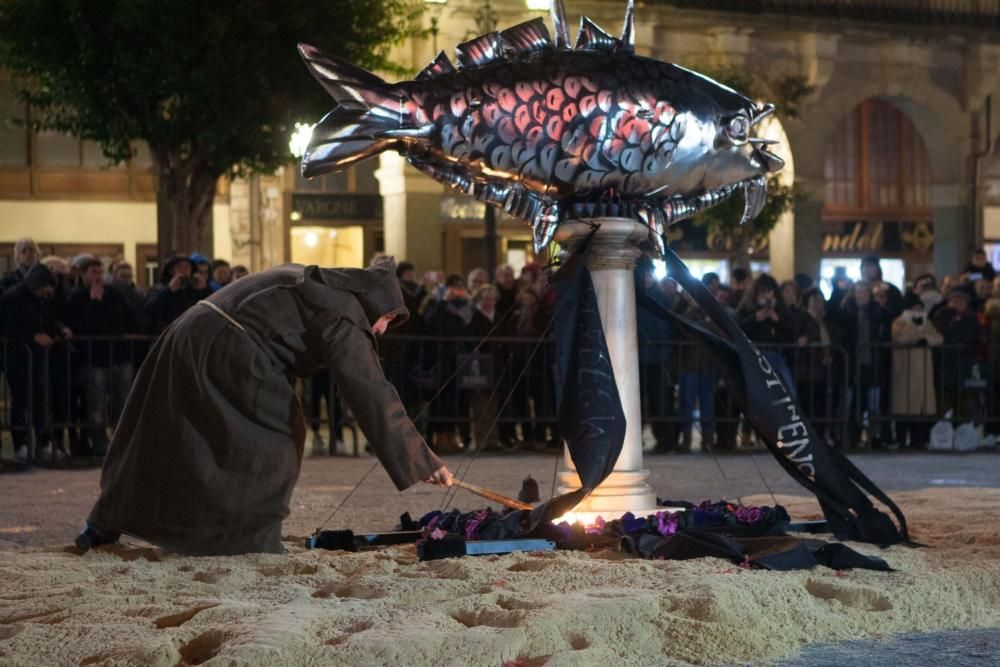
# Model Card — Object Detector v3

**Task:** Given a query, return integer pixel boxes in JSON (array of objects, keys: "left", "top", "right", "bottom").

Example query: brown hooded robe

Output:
[{"left": 88, "top": 259, "right": 442, "bottom": 555}]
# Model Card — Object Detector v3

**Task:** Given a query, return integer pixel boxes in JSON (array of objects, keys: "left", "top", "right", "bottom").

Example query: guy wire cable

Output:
[
  {"left": 439, "top": 236, "right": 596, "bottom": 512},
  {"left": 438, "top": 244, "right": 592, "bottom": 511},
  {"left": 315, "top": 296, "right": 521, "bottom": 532}
]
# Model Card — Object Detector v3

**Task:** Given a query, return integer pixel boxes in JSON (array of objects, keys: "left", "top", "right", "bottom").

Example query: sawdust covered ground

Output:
[{"left": 1, "top": 454, "right": 999, "bottom": 665}]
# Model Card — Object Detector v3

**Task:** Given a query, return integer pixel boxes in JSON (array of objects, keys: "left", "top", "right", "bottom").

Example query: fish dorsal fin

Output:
[
  {"left": 456, "top": 32, "right": 502, "bottom": 68},
  {"left": 575, "top": 16, "right": 619, "bottom": 51},
  {"left": 416, "top": 51, "right": 456, "bottom": 81},
  {"left": 551, "top": 0, "right": 571, "bottom": 49},
  {"left": 499, "top": 17, "right": 552, "bottom": 57},
  {"left": 620, "top": 0, "right": 635, "bottom": 53}
]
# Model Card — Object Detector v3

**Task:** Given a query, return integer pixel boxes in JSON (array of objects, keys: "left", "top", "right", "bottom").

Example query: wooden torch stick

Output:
[{"left": 451, "top": 479, "right": 534, "bottom": 511}]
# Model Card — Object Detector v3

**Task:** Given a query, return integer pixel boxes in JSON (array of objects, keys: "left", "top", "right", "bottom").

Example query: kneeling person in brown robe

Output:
[{"left": 77, "top": 257, "right": 452, "bottom": 555}]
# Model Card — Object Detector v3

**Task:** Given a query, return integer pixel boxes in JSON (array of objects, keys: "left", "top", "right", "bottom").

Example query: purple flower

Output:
[
  {"left": 734, "top": 506, "right": 763, "bottom": 524},
  {"left": 585, "top": 516, "right": 606, "bottom": 535},
  {"left": 464, "top": 510, "right": 489, "bottom": 540},
  {"left": 656, "top": 511, "right": 680, "bottom": 536}
]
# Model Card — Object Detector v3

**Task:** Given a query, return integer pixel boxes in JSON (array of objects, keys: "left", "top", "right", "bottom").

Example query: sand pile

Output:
[{"left": 1, "top": 487, "right": 999, "bottom": 666}]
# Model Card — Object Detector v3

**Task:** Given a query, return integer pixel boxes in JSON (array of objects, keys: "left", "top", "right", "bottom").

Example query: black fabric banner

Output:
[
  {"left": 637, "top": 246, "right": 909, "bottom": 546},
  {"left": 528, "top": 233, "right": 627, "bottom": 526}
]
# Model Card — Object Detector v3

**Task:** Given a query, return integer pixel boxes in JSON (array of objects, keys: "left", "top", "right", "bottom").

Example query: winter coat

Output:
[
  {"left": 0, "top": 282, "right": 65, "bottom": 352},
  {"left": 88, "top": 261, "right": 442, "bottom": 555},
  {"left": 890, "top": 310, "right": 942, "bottom": 416},
  {"left": 144, "top": 283, "right": 211, "bottom": 335},
  {"left": 63, "top": 284, "right": 139, "bottom": 366},
  {"left": 932, "top": 306, "right": 984, "bottom": 389}
]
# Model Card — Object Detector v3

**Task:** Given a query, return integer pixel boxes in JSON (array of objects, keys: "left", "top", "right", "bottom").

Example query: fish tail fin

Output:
[{"left": 298, "top": 44, "right": 413, "bottom": 177}]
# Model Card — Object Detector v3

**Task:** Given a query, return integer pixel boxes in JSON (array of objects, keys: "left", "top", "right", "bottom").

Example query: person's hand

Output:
[
  {"left": 797, "top": 336, "right": 808, "bottom": 346},
  {"left": 424, "top": 466, "right": 453, "bottom": 487},
  {"left": 769, "top": 309, "right": 779, "bottom": 322},
  {"left": 168, "top": 274, "right": 186, "bottom": 292},
  {"left": 192, "top": 273, "right": 208, "bottom": 290},
  {"left": 89, "top": 283, "right": 104, "bottom": 300},
  {"left": 34, "top": 333, "right": 54, "bottom": 347},
  {"left": 61, "top": 326, "right": 73, "bottom": 341},
  {"left": 755, "top": 308, "right": 769, "bottom": 321}
]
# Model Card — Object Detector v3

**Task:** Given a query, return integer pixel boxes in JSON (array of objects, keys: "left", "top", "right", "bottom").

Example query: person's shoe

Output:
[
  {"left": 310, "top": 432, "right": 328, "bottom": 456},
  {"left": 40, "top": 443, "right": 68, "bottom": 463},
  {"left": 74, "top": 523, "right": 121, "bottom": 553},
  {"left": 14, "top": 445, "right": 28, "bottom": 463}
]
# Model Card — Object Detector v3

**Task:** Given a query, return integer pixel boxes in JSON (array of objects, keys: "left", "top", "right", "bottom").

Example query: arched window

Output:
[{"left": 824, "top": 99, "right": 931, "bottom": 218}]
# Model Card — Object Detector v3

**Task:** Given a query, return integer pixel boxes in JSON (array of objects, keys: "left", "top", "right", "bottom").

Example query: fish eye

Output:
[{"left": 724, "top": 114, "right": 749, "bottom": 145}]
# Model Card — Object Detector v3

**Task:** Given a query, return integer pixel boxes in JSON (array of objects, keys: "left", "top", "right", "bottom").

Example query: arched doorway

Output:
[{"left": 819, "top": 98, "right": 934, "bottom": 295}]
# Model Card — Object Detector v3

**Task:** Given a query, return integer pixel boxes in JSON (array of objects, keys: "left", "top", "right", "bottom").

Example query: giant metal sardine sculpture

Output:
[{"left": 299, "top": 0, "right": 784, "bottom": 251}]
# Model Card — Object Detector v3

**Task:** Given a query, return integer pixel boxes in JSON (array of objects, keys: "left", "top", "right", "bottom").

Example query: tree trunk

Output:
[{"left": 153, "top": 151, "right": 216, "bottom": 266}]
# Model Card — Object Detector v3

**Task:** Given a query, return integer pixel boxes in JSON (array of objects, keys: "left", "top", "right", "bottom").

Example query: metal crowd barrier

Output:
[
  {"left": 3, "top": 333, "right": 998, "bottom": 466},
  {"left": 0, "top": 338, "right": 34, "bottom": 465}
]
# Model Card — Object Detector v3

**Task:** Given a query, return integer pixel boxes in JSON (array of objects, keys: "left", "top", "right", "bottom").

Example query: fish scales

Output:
[
  {"left": 299, "top": 3, "right": 784, "bottom": 251},
  {"left": 402, "top": 51, "right": 686, "bottom": 200}
]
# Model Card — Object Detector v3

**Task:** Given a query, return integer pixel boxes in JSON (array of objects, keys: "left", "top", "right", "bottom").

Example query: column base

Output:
[{"left": 556, "top": 469, "right": 667, "bottom": 524}]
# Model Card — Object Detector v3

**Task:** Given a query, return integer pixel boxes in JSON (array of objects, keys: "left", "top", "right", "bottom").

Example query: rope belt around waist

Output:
[{"left": 198, "top": 300, "right": 247, "bottom": 333}]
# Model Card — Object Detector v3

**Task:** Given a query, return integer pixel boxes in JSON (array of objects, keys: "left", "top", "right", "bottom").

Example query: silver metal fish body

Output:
[{"left": 299, "top": 4, "right": 783, "bottom": 251}]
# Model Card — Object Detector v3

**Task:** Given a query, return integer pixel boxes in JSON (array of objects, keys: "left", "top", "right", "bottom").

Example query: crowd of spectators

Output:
[
  {"left": 371, "top": 248, "right": 1000, "bottom": 456},
  {"left": 379, "top": 260, "right": 561, "bottom": 455},
  {"left": 0, "top": 237, "right": 249, "bottom": 463},
  {"left": 4, "top": 233, "right": 999, "bottom": 463},
  {"left": 637, "top": 250, "right": 1000, "bottom": 453}
]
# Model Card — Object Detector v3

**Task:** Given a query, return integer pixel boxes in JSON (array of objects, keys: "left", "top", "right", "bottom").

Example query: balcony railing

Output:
[{"left": 655, "top": 0, "right": 1000, "bottom": 30}]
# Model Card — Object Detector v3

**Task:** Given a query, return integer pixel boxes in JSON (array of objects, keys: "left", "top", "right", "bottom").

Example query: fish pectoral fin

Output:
[
  {"left": 374, "top": 124, "right": 435, "bottom": 140},
  {"left": 575, "top": 17, "right": 619, "bottom": 51}
]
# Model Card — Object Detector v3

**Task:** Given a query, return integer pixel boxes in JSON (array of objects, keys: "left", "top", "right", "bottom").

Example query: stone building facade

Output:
[{"left": 1, "top": 1, "right": 998, "bottom": 288}]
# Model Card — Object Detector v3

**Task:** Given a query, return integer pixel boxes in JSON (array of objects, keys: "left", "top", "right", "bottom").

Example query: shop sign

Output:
[
  {"left": 822, "top": 221, "right": 933, "bottom": 254},
  {"left": 664, "top": 219, "right": 769, "bottom": 256},
  {"left": 291, "top": 194, "right": 382, "bottom": 221}
]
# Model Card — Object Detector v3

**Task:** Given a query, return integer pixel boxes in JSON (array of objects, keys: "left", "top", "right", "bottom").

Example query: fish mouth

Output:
[
  {"left": 740, "top": 174, "right": 768, "bottom": 226},
  {"left": 658, "top": 174, "right": 768, "bottom": 228}
]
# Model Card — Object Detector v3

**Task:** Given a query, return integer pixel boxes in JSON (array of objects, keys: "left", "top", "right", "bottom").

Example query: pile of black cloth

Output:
[{"left": 402, "top": 499, "right": 892, "bottom": 572}]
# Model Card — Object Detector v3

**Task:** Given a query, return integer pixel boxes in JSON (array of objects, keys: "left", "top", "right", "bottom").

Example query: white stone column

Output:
[
  {"left": 553, "top": 218, "right": 662, "bottom": 522},
  {"left": 376, "top": 152, "right": 444, "bottom": 273}
]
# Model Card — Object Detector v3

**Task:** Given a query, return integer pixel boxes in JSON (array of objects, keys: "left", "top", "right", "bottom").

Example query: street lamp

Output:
[
  {"left": 425, "top": 0, "right": 545, "bottom": 279},
  {"left": 288, "top": 122, "right": 314, "bottom": 159},
  {"left": 425, "top": 0, "right": 449, "bottom": 53}
]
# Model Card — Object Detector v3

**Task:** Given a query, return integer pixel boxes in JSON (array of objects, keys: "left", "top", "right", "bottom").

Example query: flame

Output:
[{"left": 552, "top": 511, "right": 605, "bottom": 528}]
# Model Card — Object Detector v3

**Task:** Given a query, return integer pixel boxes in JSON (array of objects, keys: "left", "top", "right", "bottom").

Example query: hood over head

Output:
[
  {"left": 24, "top": 264, "right": 56, "bottom": 291},
  {"left": 306, "top": 256, "right": 409, "bottom": 326},
  {"left": 161, "top": 255, "right": 192, "bottom": 285}
]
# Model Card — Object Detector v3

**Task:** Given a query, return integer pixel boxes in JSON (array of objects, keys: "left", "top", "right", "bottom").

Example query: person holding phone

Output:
[
  {"left": 737, "top": 274, "right": 798, "bottom": 399},
  {"left": 964, "top": 248, "right": 996, "bottom": 282},
  {"left": 144, "top": 255, "right": 211, "bottom": 335}
]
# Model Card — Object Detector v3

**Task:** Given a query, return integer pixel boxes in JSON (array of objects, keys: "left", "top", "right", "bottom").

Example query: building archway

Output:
[
  {"left": 818, "top": 97, "right": 934, "bottom": 293},
  {"left": 787, "top": 79, "right": 968, "bottom": 281}
]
